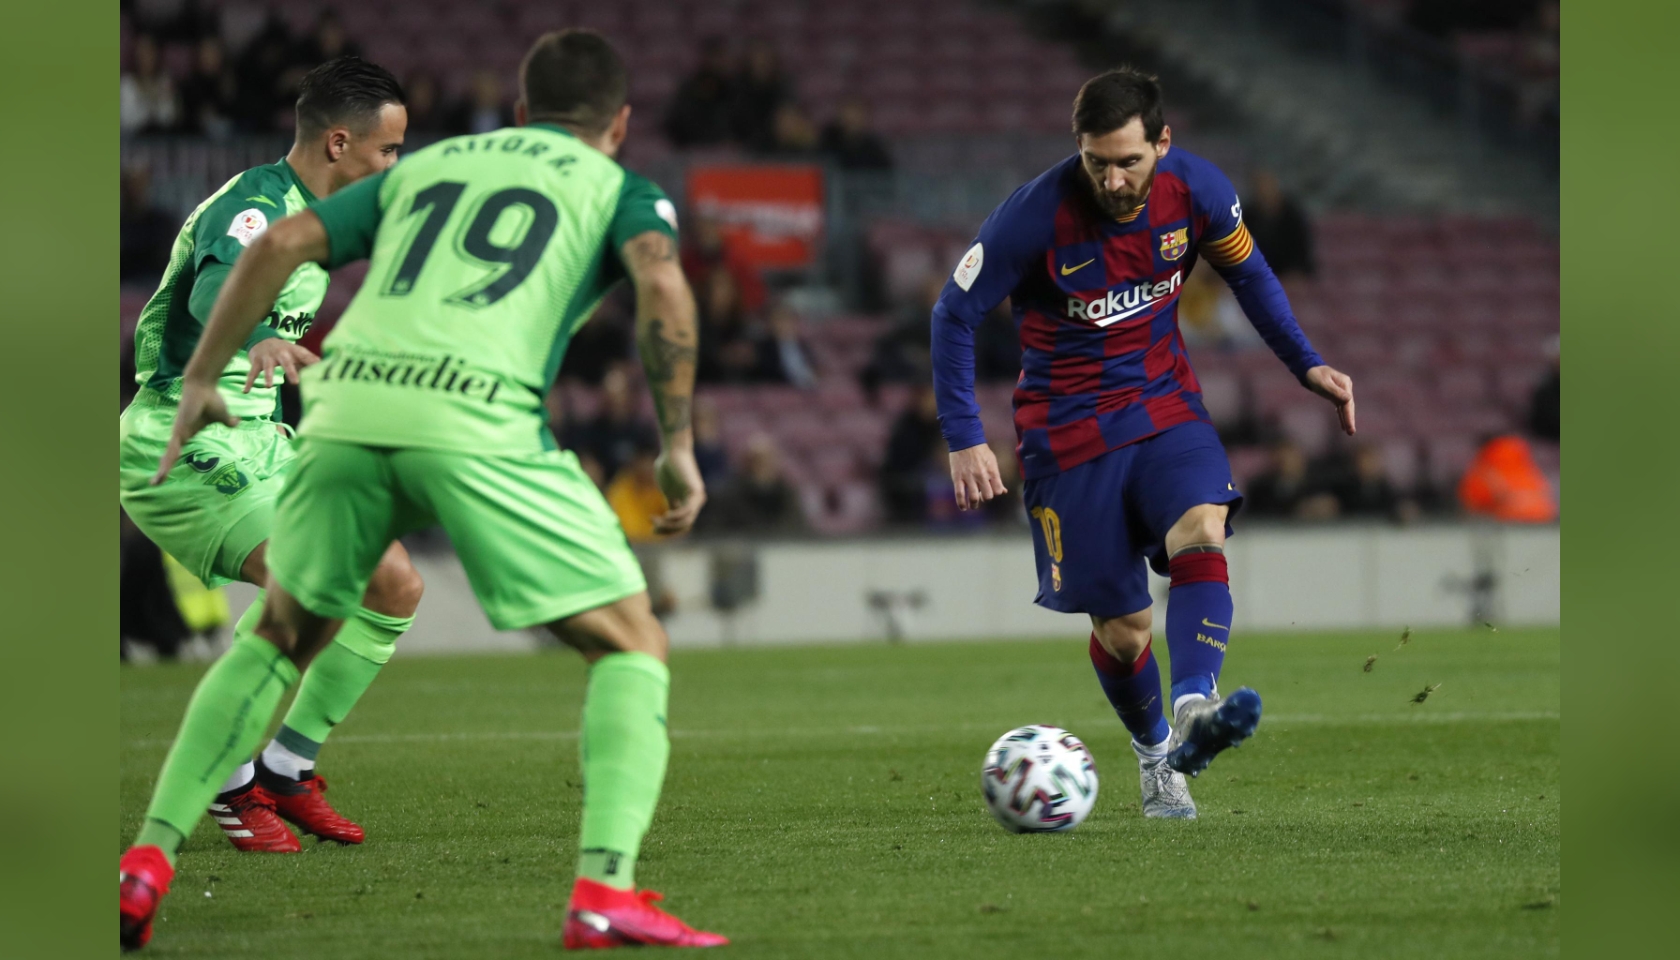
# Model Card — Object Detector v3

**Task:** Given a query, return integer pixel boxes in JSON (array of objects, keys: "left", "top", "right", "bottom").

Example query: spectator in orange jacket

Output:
[{"left": 1458, "top": 435, "right": 1557, "bottom": 522}]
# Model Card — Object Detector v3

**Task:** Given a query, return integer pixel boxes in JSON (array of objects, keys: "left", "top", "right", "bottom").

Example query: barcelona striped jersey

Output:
[{"left": 931, "top": 147, "right": 1323, "bottom": 479}]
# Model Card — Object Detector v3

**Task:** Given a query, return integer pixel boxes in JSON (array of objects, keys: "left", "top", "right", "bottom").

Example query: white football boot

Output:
[{"left": 1134, "top": 740, "right": 1197, "bottom": 819}]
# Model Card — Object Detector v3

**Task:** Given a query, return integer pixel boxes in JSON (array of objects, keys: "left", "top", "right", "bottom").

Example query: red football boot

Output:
[
  {"left": 267, "top": 774, "right": 365, "bottom": 845},
  {"left": 209, "top": 784, "right": 302, "bottom": 853},
  {"left": 119, "top": 845, "right": 174, "bottom": 952},
  {"left": 562, "top": 878, "right": 729, "bottom": 949}
]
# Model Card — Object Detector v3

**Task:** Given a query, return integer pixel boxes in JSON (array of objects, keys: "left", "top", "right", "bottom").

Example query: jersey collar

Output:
[
  {"left": 528, "top": 122, "right": 579, "bottom": 140},
  {"left": 280, "top": 158, "right": 317, "bottom": 204}
]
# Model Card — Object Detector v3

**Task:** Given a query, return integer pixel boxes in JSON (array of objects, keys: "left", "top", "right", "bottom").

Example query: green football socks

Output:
[
  {"left": 576, "top": 652, "right": 672, "bottom": 890},
  {"left": 270, "top": 608, "right": 410, "bottom": 763},
  {"left": 138, "top": 615, "right": 300, "bottom": 864}
]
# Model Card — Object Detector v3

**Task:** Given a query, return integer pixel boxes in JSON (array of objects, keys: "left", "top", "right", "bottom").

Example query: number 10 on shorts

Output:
[{"left": 1031, "top": 506, "right": 1064, "bottom": 592}]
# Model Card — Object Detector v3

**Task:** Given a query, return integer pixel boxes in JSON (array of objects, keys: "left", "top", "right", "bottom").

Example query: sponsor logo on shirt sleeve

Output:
[
  {"left": 228, "top": 208, "right": 269, "bottom": 246},
  {"left": 953, "top": 242, "right": 984, "bottom": 291}
]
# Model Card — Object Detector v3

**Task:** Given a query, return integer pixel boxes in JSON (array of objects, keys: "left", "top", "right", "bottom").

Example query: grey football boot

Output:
[{"left": 1134, "top": 740, "right": 1196, "bottom": 819}]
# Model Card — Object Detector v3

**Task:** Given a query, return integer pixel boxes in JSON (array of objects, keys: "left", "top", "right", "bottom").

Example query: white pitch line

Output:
[{"left": 121, "top": 710, "right": 1557, "bottom": 750}]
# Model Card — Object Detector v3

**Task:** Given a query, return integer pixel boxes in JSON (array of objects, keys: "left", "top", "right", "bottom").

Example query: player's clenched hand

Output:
[
  {"left": 244, "top": 339, "right": 320, "bottom": 393},
  {"left": 153, "top": 381, "right": 239, "bottom": 484},
  {"left": 949, "top": 442, "right": 1008, "bottom": 511},
  {"left": 652, "top": 447, "right": 707, "bottom": 536},
  {"left": 1305, "top": 365, "right": 1356, "bottom": 436}
]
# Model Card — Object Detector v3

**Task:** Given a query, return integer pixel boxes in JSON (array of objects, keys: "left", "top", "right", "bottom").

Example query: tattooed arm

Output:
[{"left": 622, "top": 229, "right": 706, "bottom": 534}]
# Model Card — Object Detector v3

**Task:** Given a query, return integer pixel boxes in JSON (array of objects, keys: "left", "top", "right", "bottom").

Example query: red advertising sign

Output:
[{"left": 686, "top": 165, "right": 825, "bottom": 269}]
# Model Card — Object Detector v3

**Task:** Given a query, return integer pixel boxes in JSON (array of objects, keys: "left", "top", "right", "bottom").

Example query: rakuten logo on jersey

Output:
[{"left": 1067, "top": 271, "right": 1183, "bottom": 327}]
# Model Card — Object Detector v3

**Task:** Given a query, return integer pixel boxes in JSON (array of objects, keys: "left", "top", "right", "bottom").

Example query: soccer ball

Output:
[{"left": 980, "top": 724, "right": 1099, "bottom": 833}]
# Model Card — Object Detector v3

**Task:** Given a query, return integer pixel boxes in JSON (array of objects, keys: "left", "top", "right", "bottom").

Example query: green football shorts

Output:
[
  {"left": 267, "top": 438, "right": 647, "bottom": 631},
  {"left": 119, "top": 392, "right": 293, "bottom": 588}
]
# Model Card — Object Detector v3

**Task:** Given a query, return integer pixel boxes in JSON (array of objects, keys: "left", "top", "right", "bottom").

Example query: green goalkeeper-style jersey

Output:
[
  {"left": 131, "top": 159, "right": 328, "bottom": 420},
  {"left": 302, "top": 123, "right": 677, "bottom": 454}
]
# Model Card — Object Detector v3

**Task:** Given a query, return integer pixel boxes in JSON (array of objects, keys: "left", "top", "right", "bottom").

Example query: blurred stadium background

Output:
[{"left": 119, "top": 0, "right": 1559, "bottom": 656}]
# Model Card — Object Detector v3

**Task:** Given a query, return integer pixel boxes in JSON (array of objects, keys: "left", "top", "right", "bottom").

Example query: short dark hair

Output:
[
  {"left": 1072, "top": 67, "right": 1165, "bottom": 141},
  {"left": 520, "top": 29, "right": 627, "bottom": 134},
  {"left": 294, "top": 57, "right": 405, "bottom": 138}
]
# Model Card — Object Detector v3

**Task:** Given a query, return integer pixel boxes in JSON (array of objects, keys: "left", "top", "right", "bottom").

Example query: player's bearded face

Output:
[
  {"left": 1086, "top": 161, "right": 1156, "bottom": 219},
  {"left": 1078, "top": 121, "right": 1168, "bottom": 220}
]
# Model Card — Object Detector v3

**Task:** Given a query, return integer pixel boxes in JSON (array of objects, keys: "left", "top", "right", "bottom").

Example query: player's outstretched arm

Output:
[
  {"left": 152, "top": 212, "right": 331, "bottom": 484},
  {"left": 623, "top": 229, "right": 706, "bottom": 535}
]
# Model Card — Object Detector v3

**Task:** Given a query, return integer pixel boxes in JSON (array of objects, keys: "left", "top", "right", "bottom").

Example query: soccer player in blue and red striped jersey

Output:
[{"left": 932, "top": 68, "right": 1356, "bottom": 819}]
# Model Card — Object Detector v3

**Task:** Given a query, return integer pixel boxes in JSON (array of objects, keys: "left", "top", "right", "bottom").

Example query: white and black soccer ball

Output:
[{"left": 980, "top": 724, "right": 1099, "bottom": 833}]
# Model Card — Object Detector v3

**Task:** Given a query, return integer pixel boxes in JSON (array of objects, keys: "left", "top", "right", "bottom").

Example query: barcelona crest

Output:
[{"left": 1159, "top": 227, "right": 1189, "bottom": 261}]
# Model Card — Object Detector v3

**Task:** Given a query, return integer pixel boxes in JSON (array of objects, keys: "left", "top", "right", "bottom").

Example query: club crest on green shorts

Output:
[
  {"left": 180, "top": 450, "right": 250, "bottom": 497},
  {"left": 206, "top": 462, "right": 250, "bottom": 497}
]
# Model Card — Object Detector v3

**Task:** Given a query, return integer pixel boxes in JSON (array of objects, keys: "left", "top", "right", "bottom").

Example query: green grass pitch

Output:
[{"left": 120, "top": 627, "right": 1559, "bottom": 958}]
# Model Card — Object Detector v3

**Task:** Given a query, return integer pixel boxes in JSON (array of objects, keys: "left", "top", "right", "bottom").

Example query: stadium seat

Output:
[
  {"left": 1493, "top": 366, "right": 1547, "bottom": 412},
  {"left": 1425, "top": 435, "right": 1479, "bottom": 490},
  {"left": 1434, "top": 367, "right": 1490, "bottom": 405},
  {"left": 1380, "top": 438, "right": 1422, "bottom": 492},
  {"left": 807, "top": 446, "right": 861, "bottom": 483},
  {"left": 1228, "top": 447, "right": 1273, "bottom": 488},
  {"left": 1197, "top": 369, "right": 1243, "bottom": 426},
  {"left": 719, "top": 412, "right": 769, "bottom": 451},
  {"left": 700, "top": 386, "right": 756, "bottom": 416},
  {"left": 1279, "top": 405, "right": 1335, "bottom": 457}
]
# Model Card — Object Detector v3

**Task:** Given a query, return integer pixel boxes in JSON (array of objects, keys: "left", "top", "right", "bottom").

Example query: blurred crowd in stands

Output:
[
  {"left": 121, "top": 4, "right": 357, "bottom": 136},
  {"left": 661, "top": 36, "right": 893, "bottom": 169},
  {"left": 121, "top": 4, "right": 557, "bottom": 143},
  {"left": 1367, "top": 0, "right": 1559, "bottom": 125},
  {"left": 120, "top": 1, "right": 1560, "bottom": 545},
  {"left": 121, "top": 2, "right": 895, "bottom": 170}
]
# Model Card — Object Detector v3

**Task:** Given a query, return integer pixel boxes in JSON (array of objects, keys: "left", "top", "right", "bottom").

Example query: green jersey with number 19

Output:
[
  {"left": 302, "top": 123, "right": 677, "bottom": 454},
  {"left": 130, "top": 159, "right": 328, "bottom": 420}
]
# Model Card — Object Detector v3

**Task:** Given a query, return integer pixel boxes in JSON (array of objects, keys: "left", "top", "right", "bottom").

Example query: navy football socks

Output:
[
  {"left": 1165, "top": 551, "right": 1234, "bottom": 710},
  {"left": 1088, "top": 633, "right": 1171, "bottom": 747}
]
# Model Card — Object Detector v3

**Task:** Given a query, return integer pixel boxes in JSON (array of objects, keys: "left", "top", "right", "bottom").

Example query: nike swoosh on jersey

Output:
[
  {"left": 1092, "top": 300, "right": 1161, "bottom": 328},
  {"left": 1201, "top": 618, "right": 1230, "bottom": 630},
  {"left": 245, "top": 196, "right": 278, "bottom": 207},
  {"left": 1060, "top": 258, "right": 1095, "bottom": 276}
]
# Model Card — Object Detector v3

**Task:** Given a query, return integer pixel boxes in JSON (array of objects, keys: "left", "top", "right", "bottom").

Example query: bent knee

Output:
[
  {"left": 1169, "top": 503, "right": 1228, "bottom": 551},
  {"left": 609, "top": 621, "right": 669, "bottom": 662},
  {"left": 1093, "top": 610, "right": 1153, "bottom": 662},
  {"left": 253, "top": 605, "right": 296, "bottom": 657},
  {"left": 363, "top": 551, "right": 424, "bottom": 618},
  {"left": 593, "top": 603, "right": 669, "bottom": 662},
  {"left": 553, "top": 594, "right": 669, "bottom": 663}
]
